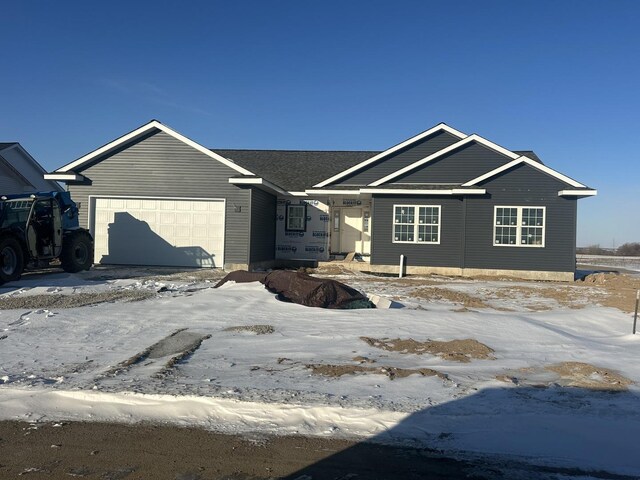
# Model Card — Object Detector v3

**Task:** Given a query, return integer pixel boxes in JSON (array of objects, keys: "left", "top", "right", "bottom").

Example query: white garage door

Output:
[{"left": 91, "top": 197, "right": 225, "bottom": 267}]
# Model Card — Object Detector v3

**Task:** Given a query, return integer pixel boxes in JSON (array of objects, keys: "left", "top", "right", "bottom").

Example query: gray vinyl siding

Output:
[
  {"left": 392, "top": 142, "right": 513, "bottom": 185},
  {"left": 464, "top": 164, "right": 576, "bottom": 273},
  {"left": 249, "top": 187, "right": 276, "bottom": 263},
  {"left": 67, "top": 129, "right": 251, "bottom": 265},
  {"left": 370, "top": 195, "right": 464, "bottom": 267},
  {"left": 332, "top": 131, "right": 461, "bottom": 186},
  {"left": 370, "top": 165, "right": 578, "bottom": 273},
  {"left": 0, "top": 165, "right": 30, "bottom": 193}
]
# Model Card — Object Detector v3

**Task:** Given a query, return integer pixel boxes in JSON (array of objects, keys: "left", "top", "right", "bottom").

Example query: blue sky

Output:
[{"left": 1, "top": 1, "right": 638, "bottom": 247}]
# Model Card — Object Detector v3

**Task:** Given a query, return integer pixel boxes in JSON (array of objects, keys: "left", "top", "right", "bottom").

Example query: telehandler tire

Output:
[
  {"left": 0, "top": 236, "right": 24, "bottom": 284},
  {"left": 61, "top": 230, "right": 93, "bottom": 273}
]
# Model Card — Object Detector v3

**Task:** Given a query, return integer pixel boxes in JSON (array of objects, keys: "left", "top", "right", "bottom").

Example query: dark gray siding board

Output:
[
  {"left": 392, "top": 142, "right": 514, "bottom": 185},
  {"left": 249, "top": 187, "right": 276, "bottom": 263},
  {"left": 332, "top": 131, "right": 461, "bottom": 186},
  {"left": 463, "top": 164, "right": 577, "bottom": 273},
  {"left": 370, "top": 195, "right": 464, "bottom": 268},
  {"left": 67, "top": 130, "right": 251, "bottom": 265},
  {"left": 0, "top": 166, "right": 29, "bottom": 193}
]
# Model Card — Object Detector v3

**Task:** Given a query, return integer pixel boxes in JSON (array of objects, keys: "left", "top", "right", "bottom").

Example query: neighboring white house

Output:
[{"left": 0, "top": 143, "right": 63, "bottom": 194}]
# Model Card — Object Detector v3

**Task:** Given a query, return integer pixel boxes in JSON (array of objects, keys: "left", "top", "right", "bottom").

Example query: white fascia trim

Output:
[
  {"left": 228, "top": 177, "right": 287, "bottom": 195},
  {"left": 44, "top": 173, "right": 86, "bottom": 181},
  {"left": 451, "top": 188, "right": 486, "bottom": 195},
  {"left": 57, "top": 120, "right": 254, "bottom": 176},
  {"left": 462, "top": 157, "right": 586, "bottom": 188},
  {"left": 304, "top": 189, "right": 362, "bottom": 195},
  {"left": 228, "top": 177, "right": 263, "bottom": 185},
  {"left": 312, "top": 123, "right": 467, "bottom": 188},
  {"left": 461, "top": 157, "right": 525, "bottom": 186},
  {"left": 368, "top": 134, "right": 521, "bottom": 187},
  {"left": 360, "top": 188, "right": 486, "bottom": 195},
  {"left": 558, "top": 189, "right": 597, "bottom": 196},
  {"left": 288, "top": 191, "right": 309, "bottom": 197}
]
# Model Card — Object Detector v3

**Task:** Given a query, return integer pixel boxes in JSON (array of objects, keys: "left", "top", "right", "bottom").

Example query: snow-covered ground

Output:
[
  {"left": 577, "top": 254, "right": 640, "bottom": 272},
  {"left": 0, "top": 269, "right": 639, "bottom": 476}
]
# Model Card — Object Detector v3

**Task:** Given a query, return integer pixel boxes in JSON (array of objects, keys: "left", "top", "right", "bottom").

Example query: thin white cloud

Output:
[{"left": 98, "top": 78, "right": 211, "bottom": 116}]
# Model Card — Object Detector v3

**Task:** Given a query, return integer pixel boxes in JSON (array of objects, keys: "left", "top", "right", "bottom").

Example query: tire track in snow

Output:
[{"left": 98, "top": 328, "right": 211, "bottom": 381}]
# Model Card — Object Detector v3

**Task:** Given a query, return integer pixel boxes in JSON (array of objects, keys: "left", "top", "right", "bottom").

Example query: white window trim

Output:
[
  {"left": 286, "top": 204, "right": 307, "bottom": 232},
  {"left": 392, "top": 204, "right": 441, "bottom": 244},
  {"left": 493, "top": 206, "right": 546, "bottom": 248}
]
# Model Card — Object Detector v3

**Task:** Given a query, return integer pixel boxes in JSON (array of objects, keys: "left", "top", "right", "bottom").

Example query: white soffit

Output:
[
  {"left": 228, "top": 177, "right": 287, "bottom": 195},
  {"left": 359, "top": 188, "right": 486, "bottom": 195},
  {"left": 44, "top": 173, "right": 86, "bottom": 181},
  {"left": 558, "top": 189, "right": 597, "bottom": 196}
]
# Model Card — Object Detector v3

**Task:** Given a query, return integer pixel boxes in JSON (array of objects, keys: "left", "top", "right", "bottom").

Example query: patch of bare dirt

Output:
[
  {"left": 0, "top": 290, "right": 155, "bottom": 309},
  {"left": 307, "top": 265, "right": 357, "bottom": 276},
  {"left": 493, "top": 286, "right": 591, "bottom": 310},
  {"left": 545, "top": 362, "right": 632, "bottom": 391},
  {"left": 83, "top": 266, "right": 227, "bottom": 283},
  {"left": 495, "top": 362, "right": 633, "bottom": 391},
  {"left": 352, "top": 356, "right": 376, "bottom": 364},
  {"left": 577, "top": 272, "right": 640, "bottom": 313},
  {"left": 306, "top": 363, "right": 447, "bottom": 380},
  {"left": 360, "top": 337, "right": 495, "bottom": 363},
  {"left": 223, "top": 325, "right": 275, "bottom": 335},
  {"left": 410, "top": 286, "right": 491, "bottom": 309}
]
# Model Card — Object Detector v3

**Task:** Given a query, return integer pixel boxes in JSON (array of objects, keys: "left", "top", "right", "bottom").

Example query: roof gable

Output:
[
  {"left": 0, "top": 143, "right": 18, "bottom": 151},
  {"left": 50, "top": 120, "right": 254, "bottom": 177},
  {"left": 369, "top": 134, "right": 521, "bottom": 186},
  {"left": 384, "top": 140, "right": 519, "bottom": 186},
  {"left": 461, "top": 156, "right": 586, "bottom": 188},
  {"left": 312, "top": 123, "right": 467, "bottom": 188},
  {"left": 0, "top": 143, "right": 63, "bottom": 192},
  {"left": 326, "top": 130, "right": 464, "bottom": 187}
]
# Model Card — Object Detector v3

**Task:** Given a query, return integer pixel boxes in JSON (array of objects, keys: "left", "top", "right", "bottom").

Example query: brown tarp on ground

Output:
[{"left": 214, "top": 270, "right": 373, "bottom": 309}]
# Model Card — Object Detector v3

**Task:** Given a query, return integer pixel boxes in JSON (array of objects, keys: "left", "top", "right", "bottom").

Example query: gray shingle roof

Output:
[
  {"left": 214, "top": 148, "right": 543, "bottom": 191},
  {"left": 214, "top": 149, "right": 379, "bottom": 191},
  {"left": 513, "top": 150, "right": 543, "bottom": 163}
]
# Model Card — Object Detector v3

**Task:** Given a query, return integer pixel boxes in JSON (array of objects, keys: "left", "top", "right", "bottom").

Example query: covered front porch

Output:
[{"left": 274, "top": 194, "right": 372, "bottom": 263}]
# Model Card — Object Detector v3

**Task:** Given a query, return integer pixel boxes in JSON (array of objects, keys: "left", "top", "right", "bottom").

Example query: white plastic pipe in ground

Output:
[{"left": 399, "top": 254, "right": 405, "bottom": 278}]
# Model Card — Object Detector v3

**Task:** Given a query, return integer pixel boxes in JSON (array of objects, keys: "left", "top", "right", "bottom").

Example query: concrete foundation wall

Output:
[{"left": 317, "top": 261, "right": 574, "bottom": 281}]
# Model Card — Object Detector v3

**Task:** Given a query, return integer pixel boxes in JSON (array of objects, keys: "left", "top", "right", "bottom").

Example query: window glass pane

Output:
[
  {"left": 418, "top": 225, "right": 438, "bottom": 243},
  {"left": 522, "top": 208, "right": 544, "bottom": 227},
  {"left": 521, "top": 227, "right": 543, "bottom": 245},
  {"left": 394, "top": 224, "right": 413, "bottom": 242},
  {"left": 418, "top": 206, "right": 439, "bottom": 225},
  {"left": 495, "top": 207, "right": 517, "bottom": 226},
  {"left": 495, "top": 226, "right": 517, "bottom": 245},
  {"left": 394, "top": 206, "right": 415, "bottom": 224}
]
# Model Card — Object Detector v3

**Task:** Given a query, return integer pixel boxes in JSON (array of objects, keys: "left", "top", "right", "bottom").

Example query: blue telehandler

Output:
[{"left": 0, "top": 191, "right": 93, "bottom": 284}]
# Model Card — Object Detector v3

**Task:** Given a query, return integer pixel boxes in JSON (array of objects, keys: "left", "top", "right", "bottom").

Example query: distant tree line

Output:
[{"left": 577, "top": 242, "right": 640, "bottom": 256}]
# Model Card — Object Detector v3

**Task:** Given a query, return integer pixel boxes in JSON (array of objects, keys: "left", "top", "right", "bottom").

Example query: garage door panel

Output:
[{"left": 92, "top": 197, "right": 224, "bottom": 268}]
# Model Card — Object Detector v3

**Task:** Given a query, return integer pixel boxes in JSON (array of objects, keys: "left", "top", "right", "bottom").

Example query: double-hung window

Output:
[
  {"left": 286, "top": 204, "right": 307, "bottom": 231},
  {"left": 393, "top": 205, "right": 440, "bottom": 244},
  {"left": 494, "top": 206, "right": 545, "bottom": 247}
]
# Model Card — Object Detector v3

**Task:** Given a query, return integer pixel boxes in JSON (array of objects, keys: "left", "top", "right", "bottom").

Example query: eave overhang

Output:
[
  {"left": 228, "top": 177, "right": 287, "bottom": 195},
  {"left": 44, "top": 173, "right": 86, "bottom": 182},
  {"left": 558, "top": 189, "right": 597, "bottom": 197},
  {"left": 303, "top": 188, "right": 486, "bottom": 196}
]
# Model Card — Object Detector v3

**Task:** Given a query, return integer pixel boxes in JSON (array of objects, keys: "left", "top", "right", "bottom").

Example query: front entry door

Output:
[{"left": 340, "top": 208, "right": 362, "bottom": 253}]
